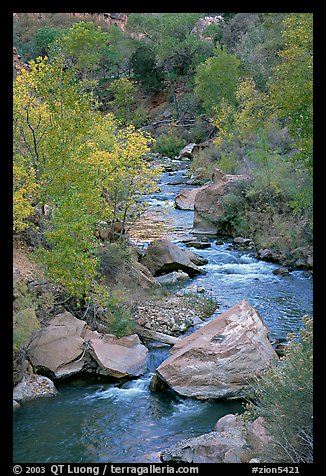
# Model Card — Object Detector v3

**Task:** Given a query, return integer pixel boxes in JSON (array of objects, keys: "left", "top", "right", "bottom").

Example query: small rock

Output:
[
  {"left": 186, "top": 242, "right": 211, "bottom": 249},
  {"left": 256, "top": 248, "right": 281, "bottom": 263},
  {"left": 273, "top": 266, "right": 289, "bottom": 276},
  {"left": 156, "top": 271, "right": 190, "bottom": 285},
  {"left": 196, "top": 286, "right": 206, "bottom": 293},
  {"left": 234, "top": 237, "right": 252, "bottom": 245},
  {"left": 13, "top": 400, "right": 20, "bottom": 410}
]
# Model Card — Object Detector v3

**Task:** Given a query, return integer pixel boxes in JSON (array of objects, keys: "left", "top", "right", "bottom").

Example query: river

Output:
[{"left": 13, "top": 159, "right": 313, "bottom": 463}]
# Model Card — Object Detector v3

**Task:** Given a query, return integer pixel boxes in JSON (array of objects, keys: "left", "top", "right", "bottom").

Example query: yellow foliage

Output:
[{"left": 13, "top": 159, "right": 39, "bottom": 232}]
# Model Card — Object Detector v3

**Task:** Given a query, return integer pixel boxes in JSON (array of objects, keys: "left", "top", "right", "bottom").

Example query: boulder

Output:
[
  {"left": 246, "top": 416, "right": 271, "bottom": 453},
  {"left": 26, "top": 311, "right": 87, "bottom": 378},
  {"left": 161, "top": 414, "right": 247, "bottom": 463},
  {"left": 178, "top": 143, "right": 197, "bottom": 159},
  {"left": 182, "top": 248, "right": 208, "bottom": 266},
  {"left": 256, "top": 248, "right": 282, "bottom": 263},
  {"left": 152, "top": 300, "right": 278, "bottom": 400},
  {"left": 175, "top": 188, "right": 203, "bottom": 210},
  {"left": 85, "top": 330, "right": 148, "bottom": 378},
  {"left": 13, "top": 374, "right": 58, "bottom": 402},
  {"left": 193, "top": 169, "right": 248, "bottom": 233},
  {"left": 140, "top": 240, "right": 207, "bottom": 277},
  {"left": 161, "top": 413, "right": 270, "bottom": 463},
  {"left": 156, "top": 271, "right": 190, "bottom": 285}
]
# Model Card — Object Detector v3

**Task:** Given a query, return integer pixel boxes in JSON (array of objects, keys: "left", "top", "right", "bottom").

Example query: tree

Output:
[
  {"left": 50, "top": 21, "right": 108, "bottom": 78},
  {"left": 268, "top": 14, "right": 313, "bottom": 170},
  {"left": 194, "top": 45, "right": 240, "bottom": 115},
  {"left": 127, "top": 13, "right": 213, "bottom": 114},
  {"left": 99, "top": 25, "right": 136, "bottom": 79},
  {"left": 109, "top": 78, "right": 136, "bottom": 125},
  {"left": 33, "top": 26, "right": 63, "bottom": 58},
  {"left": 232, "top": 13, "right": 287, "bottom": 91},
  {"left": 13, "top": 57, "right": 157, "bottom": 299},
  {"left": 129, "top": 44, "right": 164, "bottom": 94}
]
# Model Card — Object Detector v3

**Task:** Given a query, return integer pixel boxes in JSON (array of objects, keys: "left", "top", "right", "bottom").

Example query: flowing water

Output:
[{"left": 13, "top": 159, "right": 313, "bottom": 463}]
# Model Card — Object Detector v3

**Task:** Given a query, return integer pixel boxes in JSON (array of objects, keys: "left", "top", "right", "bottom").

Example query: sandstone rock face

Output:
[
  {"left": 193, "top": 168, "right": 248, "bottom": 233},
  {"left": 26, "top": 311, "right": 87, "bottom": 378},
  {"left": 13, "top": 374, "right": 58, "bottom": 402},
  {"left": 86, "top": 330, "right": 148, "bottom": 378},
  {"left": 175, "top": 187, "right": 203, "bottom": 210},
  {"left": 140, "top": 240, "right": 207, "bottom": 277},
  {"left": 178, "top": 143, "right": 197, "bottom": 159},
  {"left": 26, "top": 311, "right": 148, "bottom": 380},
  {"left": 152, "top": 300, "right": 278, "bottom": 400}
]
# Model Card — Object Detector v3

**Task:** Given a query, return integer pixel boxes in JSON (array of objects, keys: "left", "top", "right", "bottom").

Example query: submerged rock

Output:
[
  {"left": 152, "top": 300, "right": 278, "bottom": 400},
  {"left": 161, "top": 414, "right": 246, "bottom": 463}
]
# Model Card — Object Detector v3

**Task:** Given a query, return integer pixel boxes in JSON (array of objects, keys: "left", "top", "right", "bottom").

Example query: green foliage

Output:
[
  {"left": 219, "top": 13, "right": 259, "bottom": 53},
  {"left": 268, "top": 14, "right": 313, "bottom": 170},
  {"left": 14, "top": 57, "right": 157, "bottom": 300},
  {"left": 50, "top": 21, "right": 107, "bottom": 77},
  {"left": 152, "top": 130, "right": 186, "bottom": 157},
  {"left": 190, "top": 145, "right": 220, "bottom": 183},
  {"left": 99, "top": 242, "right": 133, "bottom": 275},
  {"left": 232, "top": 14, "right": 287, "bottom": 91},
  {"left": 216, "top": 161, "right": 313, "bottom": 256},
  {"left": 194, "top": 45, "right": 240, "bottom": 115},
  {"left": 104, "top": 289, "right": 135, "bottom": 337},
  {"left": 13, "top": 282, "right": 40, "bottom": 351},
  {"left": 182, "top": 293, "right": 219, "bottom": 318},
  {"left": 100, "top": 25, "right": 137, "bottom": 79},
  {"left": 109, "top": 78, "right": 136, "bottom": 125},
  {"left": 34, "top": 193, "right": 101, "bottom": 298},
  {"left": 127, "top": 13, "right": 213, "bottom": 99},
  {"left": 13, "top": 154, "right": 40, "bottom": 233},
  {"left": 244, "top": 316, "right": 313, "bottom": 463},
  {"left": 33, "top": 26, "right": 63, "bottom": 57},
  {"left": 130, "top": 44, "right": 164, "bottom": 94}
]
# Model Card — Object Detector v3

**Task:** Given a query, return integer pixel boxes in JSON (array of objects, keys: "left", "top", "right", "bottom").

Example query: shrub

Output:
[
  {"left": 243, "top": 316, "right": 313, "bottom": 463},
  {"left": 13, "top": 282, "right": 40, "bottom": 351},
  {"left": 99, "top": 242, "right": 133, "bottom": 276},
  {"left": 190, "top": 145, "right": 220, "bottom": 183},
  {"left": 181, "top": 293, "right": 219, "bottom": 318},
  {"left": 152, "top": 130, "right": 186, "bottom": 157},
  {"left": 103, "top": 289, "right": 135, "bottom": 337}
]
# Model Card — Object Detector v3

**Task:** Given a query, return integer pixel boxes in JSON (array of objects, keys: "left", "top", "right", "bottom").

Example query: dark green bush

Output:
[{"left": 152, "top": 130, "right": 186, "bottom": 157}]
